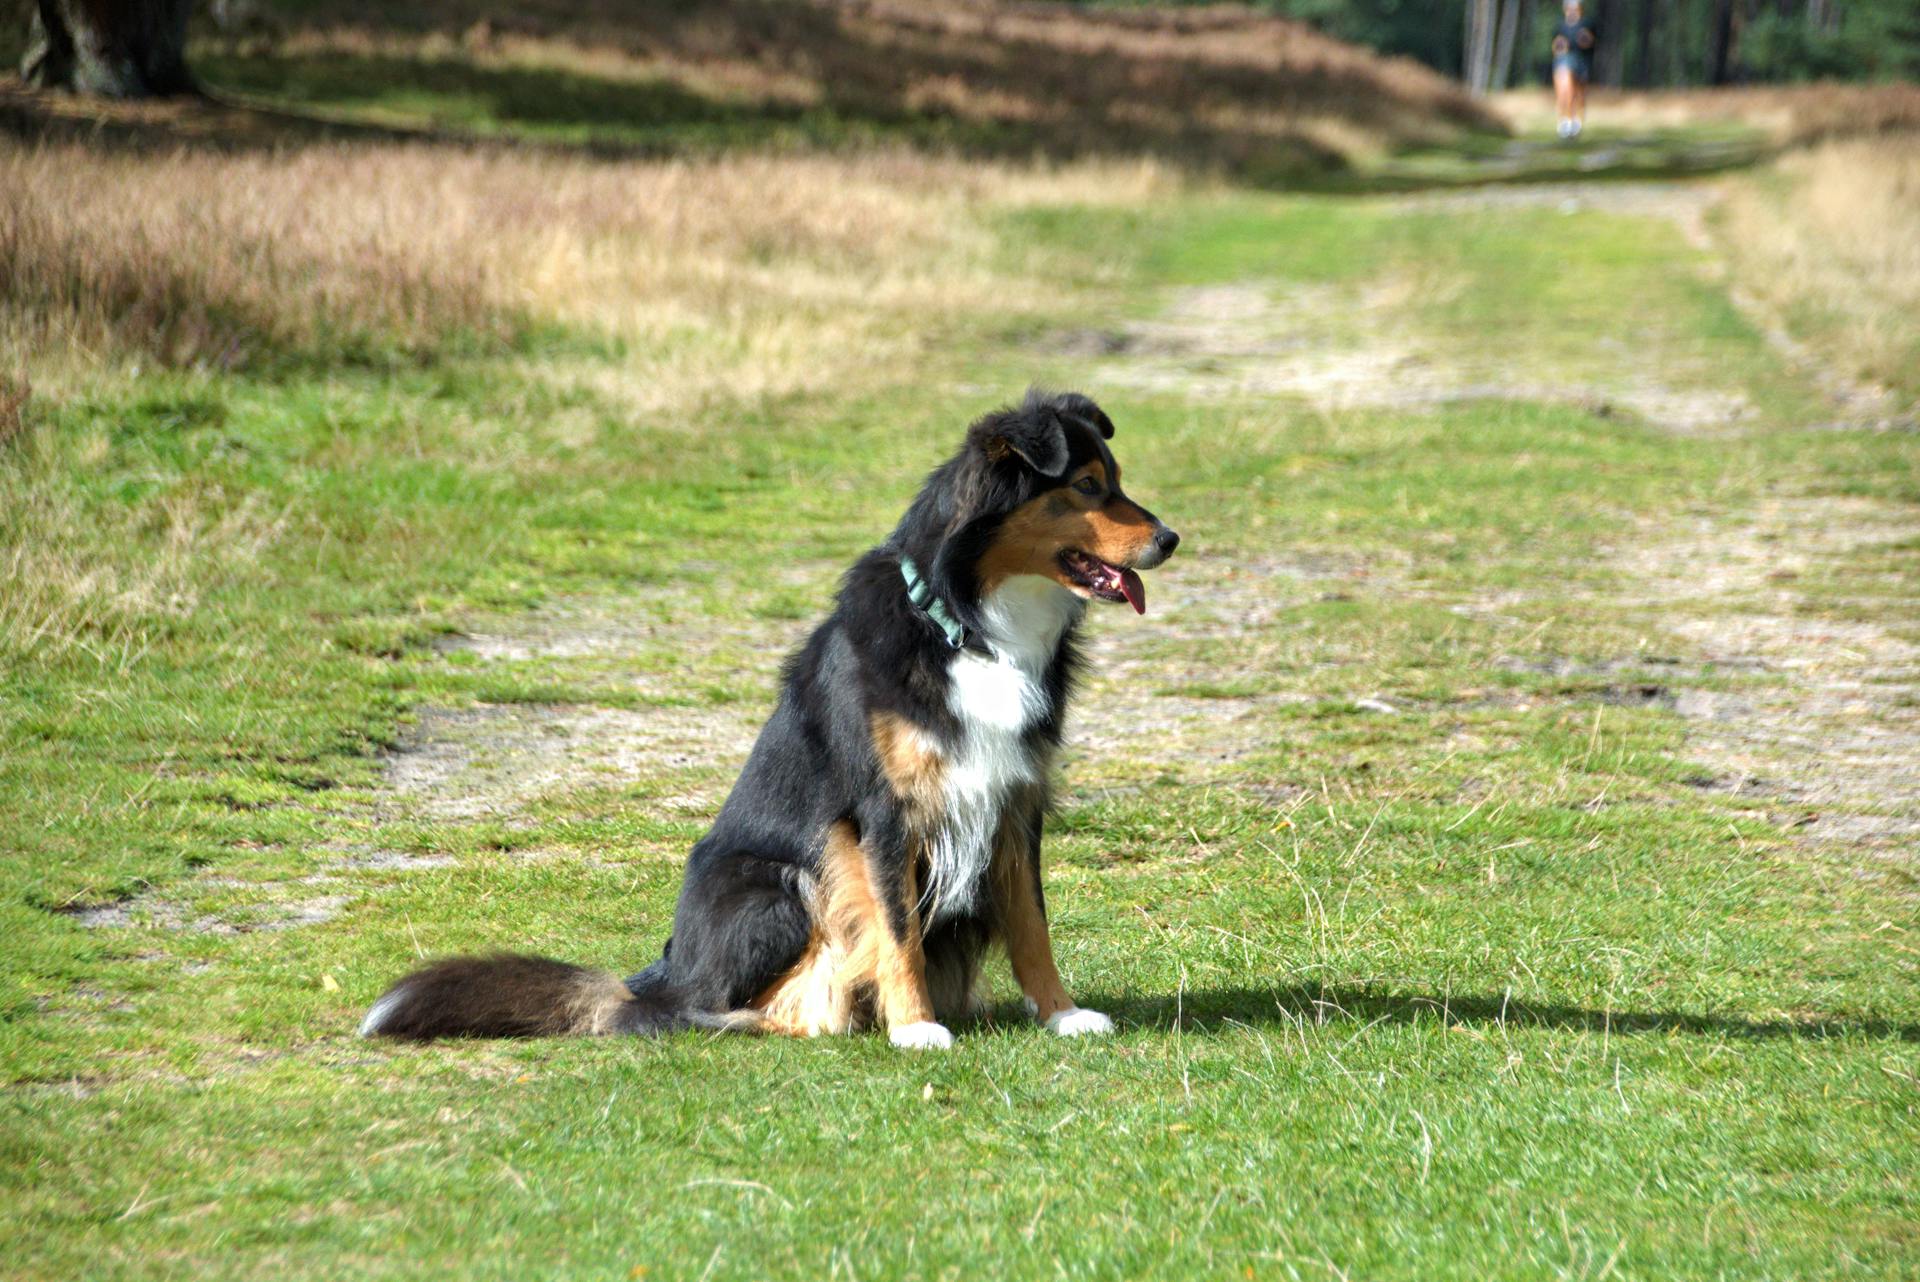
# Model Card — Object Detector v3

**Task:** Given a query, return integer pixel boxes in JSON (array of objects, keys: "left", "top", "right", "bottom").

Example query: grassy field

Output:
[{"left": 4, "top": 10, "right": 1920, "bottom": 1280}]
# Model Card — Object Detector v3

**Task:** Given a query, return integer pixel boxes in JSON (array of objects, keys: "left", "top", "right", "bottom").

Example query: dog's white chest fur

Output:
[{"left": 921, "top": 577, "right": 1080, "bottom": 923}]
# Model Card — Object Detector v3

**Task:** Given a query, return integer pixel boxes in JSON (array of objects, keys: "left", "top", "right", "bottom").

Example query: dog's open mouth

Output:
[{"left": 1059, "top": 549, "right": 1146, "bottom": 614}]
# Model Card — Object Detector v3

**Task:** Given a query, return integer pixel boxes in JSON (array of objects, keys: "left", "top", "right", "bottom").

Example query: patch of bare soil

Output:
[
  {"left": 1392, "top": 179, "right": 1721, "bottom": 244},
  {"left": 393, "top": 575, "right": 825, "bottom": 825},
  {"left": 398, "top": 543, "right": 1367, "bottom": 812},
  {"left": 1068, "top": 554, "right": 1370, "bottom": 781},
  {"left": 386, "top": 702, "right": 764, "bottom": 820},
  {"left": 1612, "top": 497, "right": 1920, "bottom": 849},
  {"left": 64, "top": 892, "right": 350, "bottom": 934},
  {"left": 440, "top": 577, "right": 818, "bottom": 665},
  {"left": 1068, "top": 193, "right": 1918, "bottom": 864},
  {"left": 324, "top": 847, "right": 460, "bottom": 871},
  {"left": 1066, "top": 275, "right": 1754, "bottom": 435}
]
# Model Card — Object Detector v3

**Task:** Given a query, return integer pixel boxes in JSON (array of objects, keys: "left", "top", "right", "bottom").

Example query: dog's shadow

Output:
[{"left": 1041, "top": 984, "right": 1920, "bottom": 1044}]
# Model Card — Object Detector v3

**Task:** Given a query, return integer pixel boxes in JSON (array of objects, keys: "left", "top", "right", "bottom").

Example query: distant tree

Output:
[
  {"left": 1631, "top": 0, "right": 1658, "bottom": 86},
  {"left": 21, "top": 0, "right": 196, "bottom": 97},
  {"left": 1099, "top": 0, "right": 1920, "bottom": 87},
  {"left": 1594, "top": 0, "right": 1626, "bottom": 84},
  {"left": 1464, "top": 0, "right": 1497, "bottom": 93},
  {"left": 1707, "top": 0, "right": 1737, "bottom": 82},
  {"left": 1491, "top": 0, "right": 1523, "bottom": 89}
]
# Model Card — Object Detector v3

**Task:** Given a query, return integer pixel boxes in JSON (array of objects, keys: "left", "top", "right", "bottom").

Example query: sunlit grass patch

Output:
[{"left": 4, "top": 62, "right": 1919, "bottom": 1280}]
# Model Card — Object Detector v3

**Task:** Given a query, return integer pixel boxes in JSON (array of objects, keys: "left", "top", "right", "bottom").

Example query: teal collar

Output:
[{"left": 899, "top": 556, "right": 986, "bottom": 653}]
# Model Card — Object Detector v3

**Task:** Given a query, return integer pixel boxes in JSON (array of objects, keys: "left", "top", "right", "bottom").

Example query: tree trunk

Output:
[
  {"left": 1465, "top": 0, "right": 1497, "bottom": 95},
  {"left": 1491, "top": 0, "right": 1521, "bottom": 90},
  {"left": 1513, "top": 0, "right": 1535, "bottom": 86},
  {"left": 1632, "top": 0, "right": 1658, "bottom": 86},
  {"left": 1667, "top": 0, "right": 1689, "bottom": 83},
  {"left": 21, "top": 0, "right": 196, "bottom": 98},
  {"left": 1595, "top": 0, "right": 1627, "bottom": 85},
  {"left": 1707, "top": 0, "right": 1736, "bottom": 83}
]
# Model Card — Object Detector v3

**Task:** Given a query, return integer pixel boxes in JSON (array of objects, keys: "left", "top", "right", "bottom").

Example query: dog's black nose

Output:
[{"left": 1154, "top": 526, "right": 1181, "bottom": 557}]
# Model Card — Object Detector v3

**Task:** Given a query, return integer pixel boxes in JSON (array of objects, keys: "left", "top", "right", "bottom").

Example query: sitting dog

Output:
[{"left": 360, "top": 390, "right": 1179, "bottom": 1050}]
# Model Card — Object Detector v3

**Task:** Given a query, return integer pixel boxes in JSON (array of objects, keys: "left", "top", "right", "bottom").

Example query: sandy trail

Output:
[{"left": 360, "top": 178, "right": 1916, "bottom": 865}]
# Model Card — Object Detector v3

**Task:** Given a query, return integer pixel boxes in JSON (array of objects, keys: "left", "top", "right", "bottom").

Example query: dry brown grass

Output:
[
  {"left": 1717, "top": 132, "right": 1920, "bottom": 403},
  {"left": 0, "top": 140, "right": 506, "bottom": 370},
  {"left": 3, "top": 7, "right": 1208, "bottom": 669},
  {"left": 1489, "top": 81, "right": 1920, "bottom": 145},
  {"left": 0, "top": 372, "right": 26, "bottom": 446},
  {"left": 0, "top": 133, "right": 1172, "bottom": 397},
  {"left": 0, "top": 0, "right": 1491, "bottom": 388}
]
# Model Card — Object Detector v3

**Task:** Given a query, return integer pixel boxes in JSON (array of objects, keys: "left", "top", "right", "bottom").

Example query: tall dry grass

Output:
[
  {"left": 0, "top": 132, "right": 1174, "bottom": 665},
  {"left": 0, "top": 136, "right": 1171, "bottom": 399},
  {"left": 1717, "top": 133, "right": 1920, "bottom": 403}
]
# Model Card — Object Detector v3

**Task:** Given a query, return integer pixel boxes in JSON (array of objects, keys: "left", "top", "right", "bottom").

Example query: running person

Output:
[{"left": 1551, "top": 0, "right": 1597, "bottom": 139}]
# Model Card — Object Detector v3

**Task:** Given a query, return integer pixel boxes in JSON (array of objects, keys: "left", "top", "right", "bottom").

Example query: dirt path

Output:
[
  {"left": 1053, "top": 183, "right": 1768, "bottom": 436},
  {"left": 1059, "top": 178, "right": 1920, "bottom": 857},
  {"left": 357, "top": 178, "right": 1914, "bottom": 870},
  {"left": 1619, "top": 497, "right": 1920, "bottom": 853}
]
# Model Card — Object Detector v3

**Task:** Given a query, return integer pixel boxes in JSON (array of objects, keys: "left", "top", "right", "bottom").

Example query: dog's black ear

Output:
[
  {"left": 1052, "top": 393, "right": 1115, "bottom": 441},
  {"left": 968, "top": 401, "right": 1070, "bottom": 478}
]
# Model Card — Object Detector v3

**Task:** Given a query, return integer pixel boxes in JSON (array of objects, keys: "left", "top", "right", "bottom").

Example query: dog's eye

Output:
[{"left": 1073, "top": 476, "right": 1102, "bottom": 497}]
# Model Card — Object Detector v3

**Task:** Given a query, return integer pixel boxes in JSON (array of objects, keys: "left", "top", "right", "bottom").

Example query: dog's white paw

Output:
[
  {"left": 889, "top": 1021, "right": 954, "bottom": 1051},
  {"left": 1045, "top": 1007, "right": 1115, "bottom": 1038}
]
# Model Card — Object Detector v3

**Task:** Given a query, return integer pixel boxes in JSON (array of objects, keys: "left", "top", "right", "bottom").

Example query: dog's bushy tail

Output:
[{"left": 358, "top": 954, "right": 744, "bottom": 1040}]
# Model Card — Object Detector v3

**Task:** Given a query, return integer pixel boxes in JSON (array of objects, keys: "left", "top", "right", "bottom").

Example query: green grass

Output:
[
  {"left": 1360, "top": 122, "right": 1776, "bottom": 190},
  {"left": 5, "top": 116, "right": 1919, "bottom": 1282}
]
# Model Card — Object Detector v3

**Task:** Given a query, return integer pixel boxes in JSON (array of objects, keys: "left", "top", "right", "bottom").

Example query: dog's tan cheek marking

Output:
[{"left": 977, "top": 493, "right": 1091, "bottom": 594}]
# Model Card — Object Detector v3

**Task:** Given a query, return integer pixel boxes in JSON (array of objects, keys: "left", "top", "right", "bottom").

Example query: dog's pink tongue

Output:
[{"left": 1120, "top": 568, "right": 1146, "bottom": 615}]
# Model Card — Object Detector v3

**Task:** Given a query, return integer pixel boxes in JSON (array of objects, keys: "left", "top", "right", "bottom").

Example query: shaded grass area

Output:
[
  {"left": 191, "top": 46, "right": 1021, "bottom": 157},
  {"left": 1359, "top": 124, "right": 1774, "bottom": 190},
  {"left": 4, "top": 113, "right": 1919, "bottom": 1282},
  {"left": 184, "top": 0, "right": 1496, "bottom": 180}
]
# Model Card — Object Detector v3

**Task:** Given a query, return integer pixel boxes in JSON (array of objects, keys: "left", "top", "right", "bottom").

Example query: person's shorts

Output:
[{"left": 1553, "top": 55, "right": 1591, "bottom": 83}]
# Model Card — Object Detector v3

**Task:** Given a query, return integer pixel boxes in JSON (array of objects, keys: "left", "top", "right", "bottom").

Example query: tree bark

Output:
[
  {"left": 21, "top": 0, "right": 197, "bottom": 98},
  {"left": 1491, "top": 0, "right": 1522, "bottom": 91},
  {"left": 1667, "top": 0, "right": 1689, "bottom": 83},
  {"left": 1707, "top": 0, "right": 1736, "bottom": 83},
  {"left": 1595, "top": 0, "right": 1627, "bottom": 85},
  {"left": 1513, "top": 0, "right": 1535, "bottom": 86},
  {"left": 1465, "top": 0, "right": 1497, "bottom": 95},
  {"left": 1631, "top": 0, "right": 1658, "bottom": 86}
]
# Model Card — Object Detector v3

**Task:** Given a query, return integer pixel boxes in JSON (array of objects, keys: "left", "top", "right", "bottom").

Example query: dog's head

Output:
[{"left": 917, "top": 390, "right": 1179, "bottom": 618}]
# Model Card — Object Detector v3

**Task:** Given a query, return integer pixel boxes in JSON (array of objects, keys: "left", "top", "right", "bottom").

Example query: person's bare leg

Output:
[
  {"left": 1572, "top": 79, "right": 1587, "bottom": 132},
  {"left": 1553, "top": 67, "right": 1574, "bottom": 136}
]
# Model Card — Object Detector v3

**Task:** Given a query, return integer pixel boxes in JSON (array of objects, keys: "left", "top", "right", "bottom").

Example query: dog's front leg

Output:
[
  {"left": 991, "top": 805, "right": 1115, "bottom": 1039},
  {"left": 845, "top": 811, "right": 949, "bottom": 1051}
]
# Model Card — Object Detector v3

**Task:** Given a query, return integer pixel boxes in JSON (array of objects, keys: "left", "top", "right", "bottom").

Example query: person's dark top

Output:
[{"left": 1552, "top": 19, "right": 1597, "bottom": 73}]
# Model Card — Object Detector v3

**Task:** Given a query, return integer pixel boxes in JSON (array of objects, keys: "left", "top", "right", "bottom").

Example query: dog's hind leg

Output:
[
  {"left": 923, "top": 918, "right": 989, "bottom": 1027},
  {"left": 662, "top": 847, "right": 815, "bottom": 1018}
]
